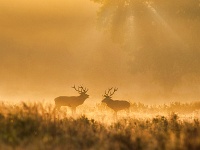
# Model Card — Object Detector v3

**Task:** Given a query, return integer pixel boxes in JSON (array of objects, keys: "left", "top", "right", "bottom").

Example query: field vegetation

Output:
[{"left": 0, "top": 101, "right": 199, "bottom": 150}]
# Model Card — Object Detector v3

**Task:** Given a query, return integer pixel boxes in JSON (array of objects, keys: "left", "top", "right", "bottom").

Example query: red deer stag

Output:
[
  {"left": 54, "top": 85, "right": 89, "bottom": 114},
  {"left": 102, "top": 88, "right": 130, "bottom": 118}
]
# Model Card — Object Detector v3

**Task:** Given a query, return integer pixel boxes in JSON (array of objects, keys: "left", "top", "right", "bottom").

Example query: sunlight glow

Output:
[{"left": 145, "top": 2, "right": 181, "bottom": 43}]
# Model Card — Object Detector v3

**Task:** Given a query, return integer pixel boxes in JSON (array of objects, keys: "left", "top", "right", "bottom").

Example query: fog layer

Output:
[{"left": 0, "top": 0, "right": 200, "bottom": 104}]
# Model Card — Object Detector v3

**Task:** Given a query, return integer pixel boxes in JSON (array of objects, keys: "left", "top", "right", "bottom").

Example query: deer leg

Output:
[
  {"left": 71, "top": 107, "right": 76, "bottom": 116},
  {"left": 73, "top": 107, "right": 76, "bottom": 115},
  {"left": 126, "top": 108, "right": 130, "bottom": 116},
  {"left": 71, "top": 108, "right": 74, "bottom": 115},
  {"left": 114, "top": 111, "right": 118, "bottom": 121},
  {"left": 55, "top": 105, "right": 61, "bottom": 110},
  {"left": 74, "top": 107, "right": 76, "bottom": 114}
]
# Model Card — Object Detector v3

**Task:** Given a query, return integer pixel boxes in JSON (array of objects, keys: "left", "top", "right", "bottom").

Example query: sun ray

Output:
[{"left": 145, "top": 2, "right": 182, "bottom": 44}]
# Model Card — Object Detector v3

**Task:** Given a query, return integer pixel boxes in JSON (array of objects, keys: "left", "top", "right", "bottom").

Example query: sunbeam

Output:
[{"left": 145, "top": 2, "right": 182, "bottom": 44}]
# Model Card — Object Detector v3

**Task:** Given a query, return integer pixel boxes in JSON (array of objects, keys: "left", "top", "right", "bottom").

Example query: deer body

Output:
[
  {"left": 102, "top": 88, "right": 130, "bottom": 119},
  {"left": 55, "top": 95, "right": 88, "bottom": 109},
  {"left": 102, "top": 98, "right": 130, "bottom": 112},
  {"left": 54, "top": 85, "right": 89, "bottom": 114}
]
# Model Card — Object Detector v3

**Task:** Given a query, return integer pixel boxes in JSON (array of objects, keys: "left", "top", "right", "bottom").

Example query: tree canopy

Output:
[{"left": 91, "top": 0, "right": 200, "bottom": 91}]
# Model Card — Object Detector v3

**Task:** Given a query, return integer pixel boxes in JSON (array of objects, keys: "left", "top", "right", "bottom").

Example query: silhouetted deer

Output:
[
  {"left": 102, "top": 88, "right": 130, "bottom": 118},
  {"left": 54, "top": 85, "right": 89, "bottom": 114}
]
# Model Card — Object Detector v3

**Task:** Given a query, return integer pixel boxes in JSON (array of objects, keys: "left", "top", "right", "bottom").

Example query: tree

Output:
[{"left": 91, "top": 0, "right": 200, "bottom": 91}]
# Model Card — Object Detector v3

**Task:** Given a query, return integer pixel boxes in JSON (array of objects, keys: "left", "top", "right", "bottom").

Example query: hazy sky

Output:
[{"left": 0, "top": 0, "right": 200, "bottom": 104}]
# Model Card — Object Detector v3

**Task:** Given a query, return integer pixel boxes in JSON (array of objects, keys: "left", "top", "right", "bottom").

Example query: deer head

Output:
[
  {"left": 102, "top": 87, "right": 118, "bottom": 103},
  {"left": 72, "top": 85, "right": 89, "bottom": 98}
]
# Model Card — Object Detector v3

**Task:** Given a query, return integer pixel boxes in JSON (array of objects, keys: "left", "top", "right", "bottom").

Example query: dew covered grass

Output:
[{"left": 0, "top": 102, "right": 199, "bottom": 150}]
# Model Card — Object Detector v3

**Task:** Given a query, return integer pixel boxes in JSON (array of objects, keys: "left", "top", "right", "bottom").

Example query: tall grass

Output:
[{"left": 0, "top": 102, "right": 199, "bottom": 150}]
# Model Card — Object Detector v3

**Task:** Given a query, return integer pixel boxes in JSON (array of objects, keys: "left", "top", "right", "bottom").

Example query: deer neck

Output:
[
  {"left": 108, "top": 98, "right": 114, "bottom": 101},
  {"left": 78, "top": 94, "right": 88, "bottom": 101},
  {"left": 105, "top": 98, "right": 114, "bottom": 104}
]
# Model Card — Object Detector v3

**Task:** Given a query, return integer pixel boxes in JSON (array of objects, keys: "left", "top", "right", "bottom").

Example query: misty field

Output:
[{"left": 0, "top": 102, "right": 199, "bottom": 150}]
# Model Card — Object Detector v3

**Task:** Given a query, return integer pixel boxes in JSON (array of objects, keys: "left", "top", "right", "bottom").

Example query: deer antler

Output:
[
  {"left": 109, "top": 88, "right": 118, "bottom": 97},
  {"left": 84, "top": 87, "right": 88, "bottom": 93},
  {"left": 72, "top": 85, "right": 88, "bottom": 94},
  {"left": 83, "top": 87, "right": 88, "bottom": 93},
  {"left": 72, "top": 85, "right": 82, "bottom": 94},
  {"left": 103, "top": 87, "right": 118, "bottom": 98},
  {"left": 103, "top": 87, "right": 113, "bottom": 97}
]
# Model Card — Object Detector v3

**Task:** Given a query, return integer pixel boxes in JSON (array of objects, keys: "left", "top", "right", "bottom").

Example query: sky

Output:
[{"left": 0, "top": 0, "right": 200, "bottom": 104}]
